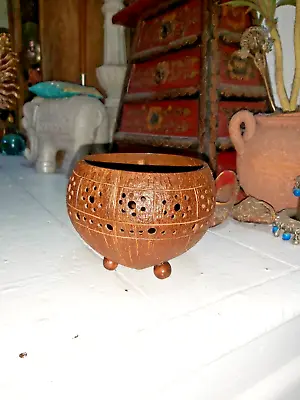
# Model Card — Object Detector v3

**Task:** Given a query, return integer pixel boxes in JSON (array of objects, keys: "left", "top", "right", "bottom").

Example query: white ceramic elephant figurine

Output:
[{"left": 22, "top": 95, "right": 109, "bottom": 175}]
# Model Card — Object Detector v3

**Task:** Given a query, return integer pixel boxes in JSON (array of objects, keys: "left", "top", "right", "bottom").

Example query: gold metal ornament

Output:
[
  {"left": 232, "top": 26, "right": 275, "bottom": 111},
  {"left": 0, "top": 33, "right": 20, "bottom": 110}
]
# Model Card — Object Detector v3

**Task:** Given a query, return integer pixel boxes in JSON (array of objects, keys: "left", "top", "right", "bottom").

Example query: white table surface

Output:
[{"left": 1, "top": 155, "right": 300, "bottom": 400}]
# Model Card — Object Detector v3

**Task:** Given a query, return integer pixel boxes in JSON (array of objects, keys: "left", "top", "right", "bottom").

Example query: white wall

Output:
[{"left": 266, "top": 6, "right": 296, "bottom": 108}]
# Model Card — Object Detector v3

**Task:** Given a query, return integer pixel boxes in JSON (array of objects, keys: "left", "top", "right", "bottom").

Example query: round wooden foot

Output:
[
  {"left": 103, "top": 257, "right": 118, "bottom": 271},
  {"left": 154, "top": 262, "right": 171, "bottom": 279}
]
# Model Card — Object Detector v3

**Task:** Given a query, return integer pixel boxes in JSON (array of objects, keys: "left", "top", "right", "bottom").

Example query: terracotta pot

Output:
[{"left": 229, "top": 110, "right": 300, "bottom": 212}]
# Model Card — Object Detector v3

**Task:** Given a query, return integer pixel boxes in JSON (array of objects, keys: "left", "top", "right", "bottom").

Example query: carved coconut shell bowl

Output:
[{"left": 66, "top": 153, "right": 217, "bottom": 279}]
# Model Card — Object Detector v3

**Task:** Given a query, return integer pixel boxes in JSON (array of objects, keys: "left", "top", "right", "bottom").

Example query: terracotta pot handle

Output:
[{"left": 229, "top": 110, "right": 256, "bottom": 155}]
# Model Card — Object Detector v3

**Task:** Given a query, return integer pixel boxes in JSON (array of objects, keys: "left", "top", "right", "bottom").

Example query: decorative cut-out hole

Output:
[
  {"left": 173, "top": 230, "right": 176, "bottom": 235},
  {"left": 106, "top": 224, "right": 113, "bottom": 231},
  {"left": 121, "top": 209, "right": 126, "bottom": 213},
  {"left": 98, "top": 203, "right": 103, "bottom": 209},
  {"left": 141, "top": 207, "right": 146, "bottom": 212},
  {"left": 98, "top": 223, "right": 102, "bottom": 228},
  {"left": 174, "top": 203, "right": 181, "bottom": 212},
  {"left": 92, "top": 208, "right": 96, "bottom": 213},
  {"left": 128, "top": 201, "right": 136, "bottom": 210},
  {"left": 182, "top": 213, "right": 186, "bottom": 218},
  {"left": 85, "top": 204, "right": 88, "bottom": 209},
  {"left": 161, "top": 231, "right": 166, "bottom": 235},
  {"left": 93, "top": 186, "right": 97, "bottom": 191},
  {"left": 163, "top": 210, "right": 167, "bottom": 215},
  {"left": 98, "top": 191, "right": 102, "bottom": 197},
  {"left": 184, "top": 195, "right": 189, "bottom": 201},
  {"left": 81, "top": 196, "right": 86, "bottom": 201},
  {"left": 192, "top": 223, "right": 199, "bottom": 232},
  {"left": 120, "top": 228, "right": 125, "bottom": 232},
  {"left": 132, "top": 212, "right": 136, "bottom": 217},
  {"left": 174, "top": 195, "right": 178, "bottom": 199},
  {"left": 83, "top": 216, "right": 87, "bottom": 222},
  {"left": 119, "top": 200, "right": 123, "bottom": 205},
  {"left": 89, "top": 219, "right": 94, "bottom": 224},
  {"left": 162, "top": 200, "right": 167, "bottom": 205},
  {"left": 122, "top": 193, "right": 126, "bottom": 198},
  {"left": 138, "top": 230, "right": 143, "bottom": 234},
  {"left": 141, "top": 196, "right": 146, "bottom": 202},
  {"left": 85, "top": 187, "right": 89, "bottom": 192},
  {"left": 148, "top": 228, "right": 156, "bottom": 235},
  {"left": 129, "top": 230, "right": 134, "bottom": 234},
  {"left": 171, "top": 215, "right": 175, "bottom": 219},
  {"left": 76, "top": 212, "right": 80, "bottom": 220},
  {"left": 88, "top": 195, "right": 95, "bottom": 204}
]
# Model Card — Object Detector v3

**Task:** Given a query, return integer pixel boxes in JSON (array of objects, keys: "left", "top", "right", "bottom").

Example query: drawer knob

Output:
[
  {"left": 160, "top": 21, "right": 172, "bottom": 39},
  {"left": 154, "top": 65, "right": 166, "bottom": 84}
]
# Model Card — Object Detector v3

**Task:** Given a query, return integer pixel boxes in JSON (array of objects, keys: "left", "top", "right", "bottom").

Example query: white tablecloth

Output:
[{"left": 1, "top": 156, "right": 300, "bottom": 400}]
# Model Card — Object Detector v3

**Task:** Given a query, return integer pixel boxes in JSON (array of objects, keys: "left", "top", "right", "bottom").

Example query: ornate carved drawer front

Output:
[
  {"left": 134, "top": 0, "right": 201, "bottom": 54},
  {"left": 128, "top": 47, "right": 201, "bottom": 94},
  {"left": 120, "top": 100, "right": 198, "bottom": 137},
  {"left": 219, "top": 43, "right": 264, "bottom": 88},
  {"left": 218, "top": 0, "right": 251, "bottom": 33}
]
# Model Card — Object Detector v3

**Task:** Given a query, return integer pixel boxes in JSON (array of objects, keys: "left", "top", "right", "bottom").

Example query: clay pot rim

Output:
[
  {"left": 256, "top": 111, "right": 300, "bottom": 120},
  {"left": 82, "top": 153, "right": 209, "bottom": 175}
]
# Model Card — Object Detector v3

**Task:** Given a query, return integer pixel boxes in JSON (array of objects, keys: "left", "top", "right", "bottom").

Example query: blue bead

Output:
[
  {"left": 293, "top": 188, "right": 300, "bottom": 197},
  {"left": 282, "top": 232, "right": 292, "bottom": 241},
  {"left": 272, "top": 226, "right": 279, "bottom": 233}
]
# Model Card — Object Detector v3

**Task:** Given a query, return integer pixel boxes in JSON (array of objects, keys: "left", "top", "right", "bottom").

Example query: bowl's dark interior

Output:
[{"left": 84, "top": 153, "right": 205, "bottom": 173}]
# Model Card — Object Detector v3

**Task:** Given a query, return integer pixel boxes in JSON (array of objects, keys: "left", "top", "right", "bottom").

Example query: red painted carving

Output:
[
  {"left": 219, "top": 43, "right": 264, "bottom": 87},
  {"left": 128, "top": 47, "right": 201, "bottom": 94},
  {"left": 135, "top": 0, "right": 201, "bottom": 53},
  {"left": 120, "top": 100, "right": 199, "bottom": 137},
  {"left": 218, "top": 0, "right": 252, "bottom": 33}
]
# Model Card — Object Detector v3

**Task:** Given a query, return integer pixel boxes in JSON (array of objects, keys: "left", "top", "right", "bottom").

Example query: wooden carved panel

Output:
[
  {"left": 120, "top": 99, "right": 199, "bottom": 137},
  {"left": 128, "top": 46, "right": 201, "bottom": 94},
  {"left": 135, "top": 0, "right": 201, "bottom": 53},
  {"left": 219, "top": 43, "right": 264, "bottom": 88},
  {"left": 218, "top": 0, "right": 251, "bottom": 33}
]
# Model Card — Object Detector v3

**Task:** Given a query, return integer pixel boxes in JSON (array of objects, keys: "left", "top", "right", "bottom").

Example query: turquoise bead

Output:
[
  {"left": 282, "top": 232, "right": 291, "bottom": 241},
  {"left": 0, "top": 133, "right": 25, "bottom": 156},
  {"left": 272, "top": 225, "right": 279, "bottom": 234},
  {"left": 293, "top": 188, "right": 300, "bottom": 197}
]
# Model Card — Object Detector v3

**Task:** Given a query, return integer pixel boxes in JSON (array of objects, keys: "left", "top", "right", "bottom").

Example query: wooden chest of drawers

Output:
[{"left": 112, "top": 0, "right": 269, "bottom": 172}]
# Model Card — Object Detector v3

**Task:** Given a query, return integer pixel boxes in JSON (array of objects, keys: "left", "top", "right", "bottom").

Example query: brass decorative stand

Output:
[{"left": 272, "top": 177, "right": 300, "bottom": 245}]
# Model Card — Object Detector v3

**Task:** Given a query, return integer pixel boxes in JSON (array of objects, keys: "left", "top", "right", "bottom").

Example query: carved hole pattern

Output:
[{"left": 72, "top": 185, "right": 213, "bottom": 237}]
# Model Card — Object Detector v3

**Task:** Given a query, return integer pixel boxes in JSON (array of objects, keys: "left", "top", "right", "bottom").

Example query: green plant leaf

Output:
[{"left": 277, "top": 0, "right": 296, "bottom": 6}]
